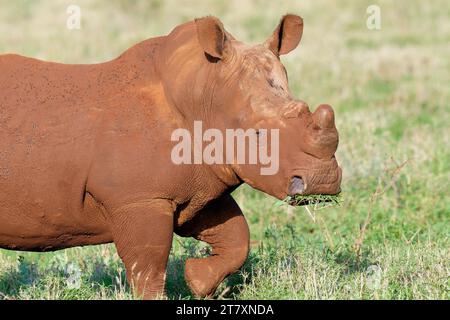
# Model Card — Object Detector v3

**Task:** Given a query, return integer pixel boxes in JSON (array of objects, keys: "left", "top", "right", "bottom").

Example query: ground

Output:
[{"left": 0, "top": 0, "right": 448, "bottom": 300}]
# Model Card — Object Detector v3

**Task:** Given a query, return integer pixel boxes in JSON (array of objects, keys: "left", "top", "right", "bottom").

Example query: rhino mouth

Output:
[{"left": 286, "top": 174, "right": 342, "bottom": 206}]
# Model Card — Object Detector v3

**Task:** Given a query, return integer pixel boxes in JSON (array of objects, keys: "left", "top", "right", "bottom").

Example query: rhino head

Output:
[{"left": 161, "top": 14, "right": 342, "bottom": 201}]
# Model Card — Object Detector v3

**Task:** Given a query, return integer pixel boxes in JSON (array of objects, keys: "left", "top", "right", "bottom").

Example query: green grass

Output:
[
  {"left": 281, "top": 194, "right": 343, "bottom": 208},
  {"left": 0, "top": 0, "right": 449, "bottom": 300}
]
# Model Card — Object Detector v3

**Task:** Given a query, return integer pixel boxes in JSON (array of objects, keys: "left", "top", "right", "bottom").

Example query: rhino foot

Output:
[{"left": 185, "top": 257, "right": 224, "bottom": 298}]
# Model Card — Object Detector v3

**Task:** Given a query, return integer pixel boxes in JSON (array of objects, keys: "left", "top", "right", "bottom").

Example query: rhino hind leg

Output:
[
  {"left": 110, "top": 200, "right": 174, "bottom": 299},
  {"left": 178, "top": 194, "right": 250, "bottom": 298}
]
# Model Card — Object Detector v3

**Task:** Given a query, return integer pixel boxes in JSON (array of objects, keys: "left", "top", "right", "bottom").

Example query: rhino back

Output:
[
  {"left": 0, "top": 54, "right": 111, "bottom": 244},
  {"left": 0, "top": 37, "right": 199, "bottom": 250}
]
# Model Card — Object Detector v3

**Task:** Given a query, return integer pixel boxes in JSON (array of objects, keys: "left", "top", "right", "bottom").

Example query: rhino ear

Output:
[
  {"left": 195, "top": 16, "right": 229, "bottom": 60},
  {"left": 265, "top": 14, "right": 303, "bottom": 56}
]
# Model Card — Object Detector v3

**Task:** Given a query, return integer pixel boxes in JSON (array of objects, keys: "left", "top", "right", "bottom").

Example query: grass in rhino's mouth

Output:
[{"left": 282, "top": 194, "right": 343, "bottom": 208}]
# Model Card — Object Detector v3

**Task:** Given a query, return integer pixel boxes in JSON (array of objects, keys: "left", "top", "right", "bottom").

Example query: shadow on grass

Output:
[
  {"left": 0, "top": 254, "right": 131, "bottom": 299},
  {"left": 0, "top": 248, "right": 258, "bottom": 300},
  {"left": 88, "top": 259, "right": 130, "bottom": 295},
  {"left": 165, "top": 256, "right": 194, "bottom": 300},
  {"left": 0, "top": 256, "right": 39, "bottom": 299},
  {"left": 222, "top": 253, "right": 260, "bottom": 299},
  {"left": 332, "top": 248, "right": 377, "bottom": 275},
  {"left": 165, "top": 252, "right": 260, "bottom": 300}
]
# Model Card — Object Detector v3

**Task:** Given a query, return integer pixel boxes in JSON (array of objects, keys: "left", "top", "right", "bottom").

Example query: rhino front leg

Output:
[
  {"left": 110, "top": 200, "right": 174, "bottom": 299},
  {"left": 177, "top": 194, "right": 250, "bottom": 298}
]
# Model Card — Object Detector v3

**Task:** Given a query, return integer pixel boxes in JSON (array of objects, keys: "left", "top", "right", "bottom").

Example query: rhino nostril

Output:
[{"left": 288, "top": 176, "right": 305, "bottom": 196}]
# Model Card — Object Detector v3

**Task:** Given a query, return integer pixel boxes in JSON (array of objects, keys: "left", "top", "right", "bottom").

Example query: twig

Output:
[
  {"left": 304, "top": 206, "right": 316, "bottom": 223},
  {"left": 354, "top": 160, "right": 408, "bottom": 260},
  {"left": 0, "top": 291, "right": 10, "bottom": 300},
  {"left": 217, "top": 286, "right": 231, "bottom": 300},
  {"left": 317, "top": 215, "right": 335, "bottom": 250}
]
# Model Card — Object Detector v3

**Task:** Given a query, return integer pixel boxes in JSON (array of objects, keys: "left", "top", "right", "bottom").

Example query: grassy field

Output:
[{"left": 0, "top": 0, "right": 449, "bottom": 300}]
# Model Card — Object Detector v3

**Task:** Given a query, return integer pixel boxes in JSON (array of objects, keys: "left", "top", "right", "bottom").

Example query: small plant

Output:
[
  {"left": 274, "top": 194, "right": 343, "bottom": 223},
  {"left": 277, "top": 194, "right": 343, "bottom": 209}
]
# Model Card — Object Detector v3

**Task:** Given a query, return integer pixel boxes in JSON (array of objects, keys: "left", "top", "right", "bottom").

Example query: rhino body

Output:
[{"left": 0, "top": 15, "right": 341, "bottom": 298}]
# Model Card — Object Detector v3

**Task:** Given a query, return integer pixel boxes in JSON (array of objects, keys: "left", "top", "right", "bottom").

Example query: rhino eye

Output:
[{"left": 267, "top": 77, "right": 285, "bottom": 92}]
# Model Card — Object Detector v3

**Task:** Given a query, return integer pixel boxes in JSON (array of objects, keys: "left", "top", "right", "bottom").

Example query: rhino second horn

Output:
[
  {"left": 282, "top": 101, "right": 310, "bottom": 118},
  {"left": 313, "top": 104, "right": 335, "bottom": 129}
]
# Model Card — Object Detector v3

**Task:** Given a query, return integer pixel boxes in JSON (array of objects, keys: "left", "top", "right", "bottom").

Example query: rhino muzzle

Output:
[{"left": 287, "top": 159, "right": 342, "bottom": 197}]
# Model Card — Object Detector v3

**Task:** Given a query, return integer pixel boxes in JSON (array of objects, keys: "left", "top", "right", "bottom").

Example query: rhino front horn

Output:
[{"left": 313, "top": 104, "right": 335, "bottom": 129}]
